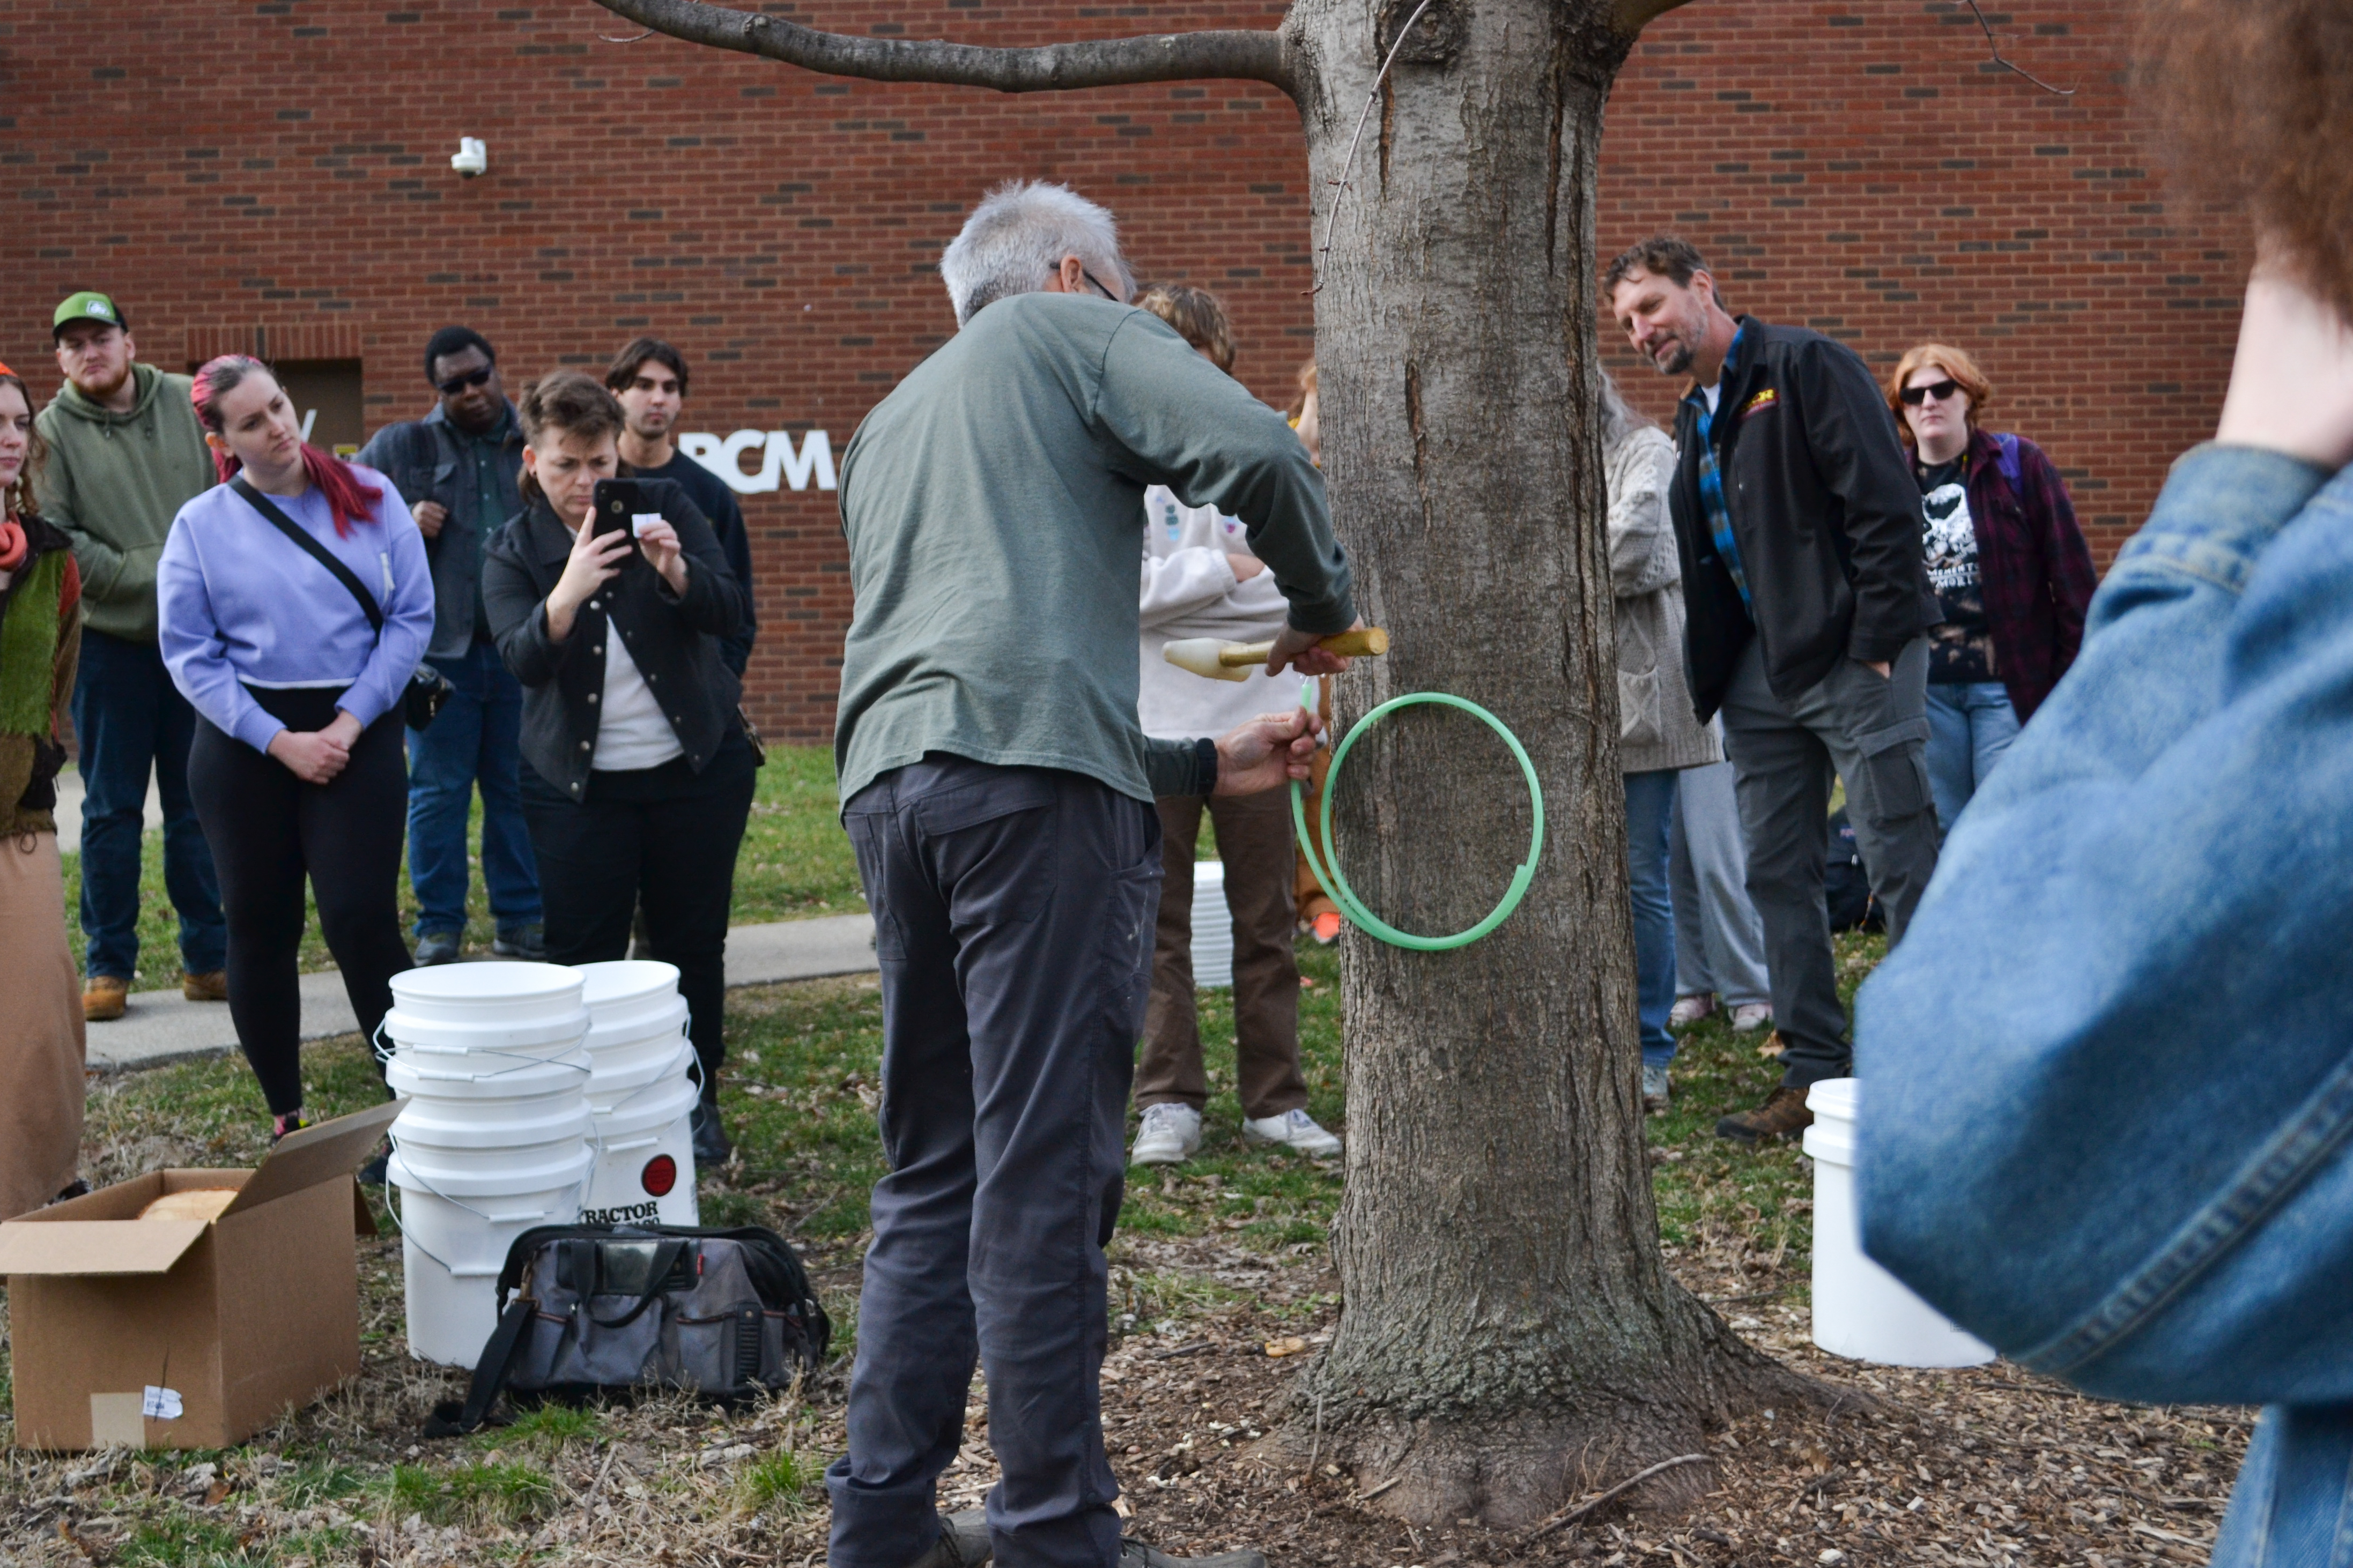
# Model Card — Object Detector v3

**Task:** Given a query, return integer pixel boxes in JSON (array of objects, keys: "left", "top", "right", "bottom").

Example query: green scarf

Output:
[{"left": 0, "top": 548, "right": 66, "bottom": 736}]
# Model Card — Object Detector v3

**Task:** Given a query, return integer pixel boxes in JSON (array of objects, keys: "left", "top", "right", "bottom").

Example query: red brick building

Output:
[{"left": 1, "top": 0, "right": 2236, "bottom": 740}]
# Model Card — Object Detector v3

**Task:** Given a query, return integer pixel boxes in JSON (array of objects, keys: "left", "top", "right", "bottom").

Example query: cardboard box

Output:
[{"left": 0, "top": 1101, "right": 400, "bottom": 1451}]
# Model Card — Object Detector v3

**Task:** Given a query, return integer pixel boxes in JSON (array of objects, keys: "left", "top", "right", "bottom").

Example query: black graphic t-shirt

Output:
[{"left": 1919, "top": 455, "right": 1994, "bottom": 683}]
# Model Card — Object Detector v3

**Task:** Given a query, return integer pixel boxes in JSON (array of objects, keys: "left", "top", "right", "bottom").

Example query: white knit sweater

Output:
[{"left": 1137, "top": 485, "right": 1305, "bottom": 745}]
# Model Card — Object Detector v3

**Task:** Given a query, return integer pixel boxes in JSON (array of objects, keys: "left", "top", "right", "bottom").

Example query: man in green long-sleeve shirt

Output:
[
  {"left": 36, "top": 291, "right": 227, "bottom": 1020},
  {"left": 828, "top": 182, "right": 1356, "bottom": 1568}
]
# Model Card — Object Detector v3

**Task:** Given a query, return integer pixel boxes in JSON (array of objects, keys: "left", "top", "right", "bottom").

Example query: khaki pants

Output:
[
  {"left": 1293, "top": 676, "right": 1340, "bottom": 926},
  {"left": 1, "top": 833, "right": 85, "bottom": 1220},
  {"left": 1138, "top": 789, "right": 1309, "bottom": 1121}
]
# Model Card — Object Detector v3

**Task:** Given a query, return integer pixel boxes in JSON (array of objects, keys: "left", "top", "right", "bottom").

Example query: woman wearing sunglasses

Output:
[{"left": 1884, "top": 344, "right": 2097, "bottom": 838}]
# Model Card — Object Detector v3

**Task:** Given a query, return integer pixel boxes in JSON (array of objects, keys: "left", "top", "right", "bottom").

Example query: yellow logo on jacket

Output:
[{"left": 1741, "top": 388, "right": 1778, "bottom": 418}]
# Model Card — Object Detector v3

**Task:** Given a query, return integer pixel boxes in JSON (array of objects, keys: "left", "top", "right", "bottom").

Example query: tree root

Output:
[{"left": 1255, "top": 1288, "right": 1858, "bottom": 1529}]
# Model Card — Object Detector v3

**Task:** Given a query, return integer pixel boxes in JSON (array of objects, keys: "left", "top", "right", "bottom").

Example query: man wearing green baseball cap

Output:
[{"left": 37, "top": 291, "right": 228, "bottom": 1022}]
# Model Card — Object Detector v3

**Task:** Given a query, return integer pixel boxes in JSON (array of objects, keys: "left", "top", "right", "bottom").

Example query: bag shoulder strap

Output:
[
  {"left": 230, "top": 475, "right": 382, "bottom": 634},
  {"left": 429, "top": 1296, "right": 537, "bottom": 1437}
]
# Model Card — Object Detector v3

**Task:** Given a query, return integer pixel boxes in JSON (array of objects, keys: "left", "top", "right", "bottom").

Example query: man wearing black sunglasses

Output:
[{"left": 356, "top": 325, "right": 542, "bottom": 966}]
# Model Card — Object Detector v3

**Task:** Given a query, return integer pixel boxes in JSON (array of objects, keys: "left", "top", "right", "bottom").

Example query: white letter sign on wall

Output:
[{"left": 678, "top": 429, "right": 838, "bottom": 495}]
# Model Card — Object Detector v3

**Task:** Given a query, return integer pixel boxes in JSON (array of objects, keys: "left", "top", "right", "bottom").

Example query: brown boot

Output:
[
  {"left": 182, "top": 969, "right": 229, "bottom": 1002},
  {"left": 82, "top": 975, "right": 129, "bottom": 1022},
  {"left": 1714, "top": 1084, "right": 1814, "bottom": 1144}
]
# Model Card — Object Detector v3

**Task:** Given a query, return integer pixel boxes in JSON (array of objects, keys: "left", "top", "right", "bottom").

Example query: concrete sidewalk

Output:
[{"left": 82, "top": 912, "right": 879, "bottom": 1072}]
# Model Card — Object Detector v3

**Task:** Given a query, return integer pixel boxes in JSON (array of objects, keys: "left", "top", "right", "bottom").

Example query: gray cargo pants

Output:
[
  {"left": 828, "top": 755, "right": 1160, "bottom": 1568},
  {"left": 1719, "top": 636, "right": 1942, "bottom": 1089}
]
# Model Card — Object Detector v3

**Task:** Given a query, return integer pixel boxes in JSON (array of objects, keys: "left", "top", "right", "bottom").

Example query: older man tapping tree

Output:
[{"left": 593, "top": 0, "right": 1814, "bottom": 1549}]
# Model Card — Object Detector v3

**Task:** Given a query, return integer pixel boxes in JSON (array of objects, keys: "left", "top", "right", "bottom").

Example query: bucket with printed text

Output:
[{"left": 576, "top": 961, "right": 702, "bottom": 1225}]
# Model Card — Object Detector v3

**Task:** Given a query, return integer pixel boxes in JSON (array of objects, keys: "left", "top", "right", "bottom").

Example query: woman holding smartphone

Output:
[
  {"left": 158, "top": 356, "right": 432, "bottom": 1140},
  {"left": 481, "top": 370, "right": 752, "bottom": 1163}
]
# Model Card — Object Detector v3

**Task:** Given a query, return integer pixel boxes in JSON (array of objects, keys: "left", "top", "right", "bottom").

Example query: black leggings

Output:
[
  {"left": 188, "top": 687, "right": 412, "bottom": 1116},
  {"left": 522, "top": 735, "right": 757, "bottom": 1096}
]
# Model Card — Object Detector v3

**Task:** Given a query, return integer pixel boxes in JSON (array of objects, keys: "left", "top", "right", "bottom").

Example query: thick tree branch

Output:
[
  {"left": 1610, "top": 0, "right": 1693, "bottom": 36},
  {"left": 590, "top": 0, "right": 1294, "bottom": 98}
]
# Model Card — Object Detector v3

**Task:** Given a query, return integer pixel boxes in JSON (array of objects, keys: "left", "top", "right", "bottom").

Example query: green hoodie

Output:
[{"left": 33, "top": 361, "right": 216, "bottom": 643}]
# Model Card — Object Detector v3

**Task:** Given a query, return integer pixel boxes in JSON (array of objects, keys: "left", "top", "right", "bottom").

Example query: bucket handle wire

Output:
[{"left": 381, "top": 1141, "right": 590, "bottom": 1276}]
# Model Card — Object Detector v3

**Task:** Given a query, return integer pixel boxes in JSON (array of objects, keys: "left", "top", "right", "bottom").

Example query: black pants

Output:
[
  {"left": 521, "top": 735, "right": 758, "bottom": 1093},
  {"left": 187, "top": 688, "right": 412, "bottom": 1117},
  {"left": 827, "top": 756, "right": 1159, "bottom": 1568}
]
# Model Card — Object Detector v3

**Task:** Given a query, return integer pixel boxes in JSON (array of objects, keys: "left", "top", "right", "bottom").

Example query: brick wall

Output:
[{"left": 1, "top": 0, "right": 2236, "bottom": 741}]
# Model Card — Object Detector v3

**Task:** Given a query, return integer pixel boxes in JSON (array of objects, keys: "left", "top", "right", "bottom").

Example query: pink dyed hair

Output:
[{"left": 190, "top": 355, "right": 381, "bottom": 538}]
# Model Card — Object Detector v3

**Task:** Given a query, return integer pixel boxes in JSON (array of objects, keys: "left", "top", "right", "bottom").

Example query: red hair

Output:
[{"left": 190, "top": 354, "right": 381, "bottom": 538}]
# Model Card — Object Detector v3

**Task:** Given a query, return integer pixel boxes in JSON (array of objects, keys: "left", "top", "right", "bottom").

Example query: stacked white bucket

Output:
[
  {"left": 1189, "top": 861, "right": 1235, "bottom": 989},
  {"left": 576, "top": 960, "right": 701, "bottom": 1229},
  {"left": 382, "top": 962, "right": 596, "bottom": 1366}
]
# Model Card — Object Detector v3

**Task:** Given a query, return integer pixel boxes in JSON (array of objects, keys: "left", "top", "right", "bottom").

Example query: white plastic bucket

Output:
[
  {"left": 389, "top": 960, "right": 586, "bottom": 1025},
  {"left": 387, "top": 1138, "right": 598, "bottom": 1196},
  {"left": 586, "top": 1008, "right": 692, "bottom": 1080},
  {"left": 1803, "top": 1079, "right": 1995, "bottom": 1368},
  {"left": 390, "top": 1097, "right": 593, "bottom": 1173},
  {"left": 385, "top": 1049, "right": 590, "bottom": 1104},
  {"left": 390, "top": 1145, "right": 590, "bottom": 1366},
  {"left": 381, "top": 1005, "right": 595, "bottom": 1059},
  {"left": 1189, "top": 861, "right": 1234, "bottom": 990},
  {"left": 582, "top": 1068, "right": 700, "bottom": 1227},
  {"left": 578, "top": 960, "right": 684, "bottom": 1030},
  {"left": 587, "top": 1040, "right": 700, "bottom": 1114}
]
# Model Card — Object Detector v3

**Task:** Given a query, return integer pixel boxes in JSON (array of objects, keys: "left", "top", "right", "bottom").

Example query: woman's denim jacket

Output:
[{"left": 1856, "top": 443, "right": 2353, "bottom": 1567}]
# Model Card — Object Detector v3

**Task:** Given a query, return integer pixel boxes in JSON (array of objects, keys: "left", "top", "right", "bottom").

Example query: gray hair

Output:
[
  {"left": 938, "top": 181, "right": 1134, "bottom": 326},
  {"left": 1597, "top": 369, "right": 1655, "bottom": 450}
]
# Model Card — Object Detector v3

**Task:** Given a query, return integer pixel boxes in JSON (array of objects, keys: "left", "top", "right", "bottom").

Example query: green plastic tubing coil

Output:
[{"left": 1290, "top": 688, "right": 1545, "bottom": 950}]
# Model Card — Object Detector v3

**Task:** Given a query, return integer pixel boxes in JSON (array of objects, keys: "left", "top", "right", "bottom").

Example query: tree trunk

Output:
[{"left": 1277, "top": 0, "right": 1805, "bottom": 1526}]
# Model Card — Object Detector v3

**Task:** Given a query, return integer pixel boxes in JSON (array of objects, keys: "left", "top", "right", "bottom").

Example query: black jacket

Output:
[
  {"left": 354, "top": 402, "right": 527, "bottom": 659},
  {"left": 482, "top": 480, "right": 747, "bottom": 800},
  {"left": 1668, "top": 318, "right": 1940, "bottom": 720}
]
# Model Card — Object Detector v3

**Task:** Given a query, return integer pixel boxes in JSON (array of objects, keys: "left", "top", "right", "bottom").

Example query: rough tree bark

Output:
[
  {"left": 597, "top": 0, "right": 1819, "bottom": 1529},
  {"left": 1279, "top": 0, "right": 1809, "bottom": 1527}
]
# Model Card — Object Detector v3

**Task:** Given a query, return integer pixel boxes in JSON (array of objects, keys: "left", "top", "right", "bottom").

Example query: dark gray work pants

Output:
[
  {"left": 1719, "top": 636, "right": 1942, "bottom": 1089},
  {"left": 827, "top": 755, "right": 1161, "bottom": 1568}
]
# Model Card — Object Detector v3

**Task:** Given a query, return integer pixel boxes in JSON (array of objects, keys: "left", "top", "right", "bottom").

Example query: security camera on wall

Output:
[{"left": 452, "top": 138, "right": 487, "bottom": 178}]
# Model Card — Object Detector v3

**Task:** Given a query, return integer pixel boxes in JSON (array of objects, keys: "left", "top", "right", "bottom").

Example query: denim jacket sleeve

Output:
[{"left": 1854, "top": 442, "right": 2353, "bottom": 1407}]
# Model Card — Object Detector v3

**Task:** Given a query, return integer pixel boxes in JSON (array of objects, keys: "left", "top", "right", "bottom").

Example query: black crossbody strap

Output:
[{"left": 230, "top": 476, "right": 383, "bottom": 634}]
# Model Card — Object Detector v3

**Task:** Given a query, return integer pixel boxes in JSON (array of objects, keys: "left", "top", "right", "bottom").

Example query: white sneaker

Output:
[
  {"left": 1641, "top": 1062, "right": 1671, "bottom": 1113},
  {"left": 1730, "top": 1002, "right": 1773, "bottom": 1033},
  {"left": 1130, "top": 1103, "right": 1202, "bottom": 1166},
  {"left": 1669, "top": 994, "right": 1716, "bottom": 1028},
  {"left": 1241, "top": 1108, "right": 1342, "bottom": 1157}
]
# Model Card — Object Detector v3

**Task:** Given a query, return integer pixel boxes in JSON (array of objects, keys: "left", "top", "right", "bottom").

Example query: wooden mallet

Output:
[{"left": 1163, "top": 627, "right": 1389, "bottom": 681}]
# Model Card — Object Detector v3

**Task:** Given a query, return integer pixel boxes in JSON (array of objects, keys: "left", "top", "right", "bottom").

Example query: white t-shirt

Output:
[
  {"left": 593, "top": 622, "right": 685, "bottom": 772},
  {"left": 1701, "top": 380, "right": 1722, "bottom": 415}
]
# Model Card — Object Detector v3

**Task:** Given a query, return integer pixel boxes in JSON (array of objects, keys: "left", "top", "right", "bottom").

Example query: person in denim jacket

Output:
[{"left": 1857, "top": 6, "right": 2353, "bottom": 1556}]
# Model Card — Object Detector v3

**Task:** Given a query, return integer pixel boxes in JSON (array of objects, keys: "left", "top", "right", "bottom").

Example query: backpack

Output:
[
  {"left": 1825, "top": 807, "right": 1884, "bottom": 934},
  {"left": 1993, "top": 432, "right": 2023, "bottom": 494},
  {"left": 427, "top": 1223, "right": 831, "bottom": 1436}
]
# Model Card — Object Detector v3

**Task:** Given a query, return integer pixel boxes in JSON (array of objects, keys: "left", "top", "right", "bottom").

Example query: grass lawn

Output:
[
  {"left": 60, "top": 744, "right": 867, "bottom": 992},
  {"left": 6, "top": 924, "right": 2247, "bottom": 1568}
]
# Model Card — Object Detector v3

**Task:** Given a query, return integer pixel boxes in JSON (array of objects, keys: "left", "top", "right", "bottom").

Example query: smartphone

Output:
[{"left": 589, "top": 478, "right": 658, "bottom": 563}]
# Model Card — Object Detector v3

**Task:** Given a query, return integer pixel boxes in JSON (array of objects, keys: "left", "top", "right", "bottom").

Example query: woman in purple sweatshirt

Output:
[{"left": 157, "top": 356, "right": 433, "bottom": 1140}]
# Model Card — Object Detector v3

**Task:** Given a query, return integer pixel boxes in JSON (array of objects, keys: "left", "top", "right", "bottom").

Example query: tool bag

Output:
[{"left": 428, "top": 1223, "right": 830, "bottom": 1435}]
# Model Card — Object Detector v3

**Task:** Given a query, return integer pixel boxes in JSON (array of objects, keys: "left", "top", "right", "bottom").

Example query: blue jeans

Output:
[
  {"left": 1624, "top": 770, "right": 1679, "bottom": 1069},
  {"left": 1922, "top": 680, "right": 2021, "bottom": 839},
  {"left": 404, "top": 642, "right": 539, "bottom": 939},
  {"left": 70, "top": 629, "right": 227, "bottom": 979}
]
